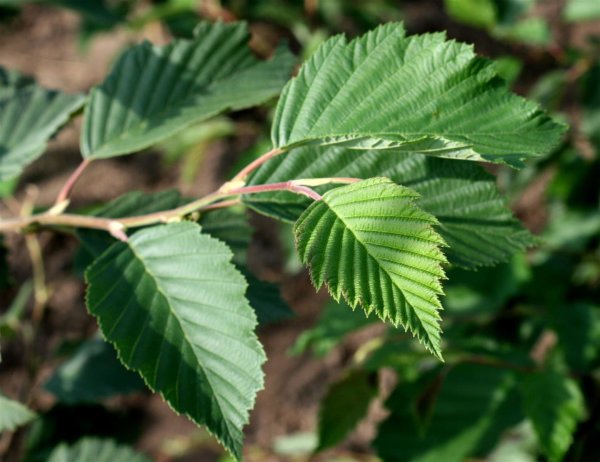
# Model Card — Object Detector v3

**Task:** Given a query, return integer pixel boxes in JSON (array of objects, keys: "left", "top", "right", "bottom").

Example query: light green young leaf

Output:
[
  {"left": 445, "top": 0, "right": 498, "bottom": 28},
  {"left": 0, "top": 68, "right": 84, "bottom": 180},
  {"left": 45, "top": 337, "right": 146, "bottom": 404},
  {"left": 245, "top": 145, "right": 534, "bottom": 268},
  {"left": 81, "top": 21, "right": 295, "bottom": 159},
  {"left": 85, "top": 222, "right": 264, "bottom": 459},
  {"left": 564, "top": 0, "right": 600, "bottom": 22},
  {"left": 271, "top": 22, "right": 564, "bottom": 167},
  {"left": 521, "top": 370, "right": 585, "bottom": 462},
  {"left": 0, "top": 393, "right": 36, "bottom": 432},
  {"left": 316, "top": 369, "right": 378, "bottom": 451},
  {"left": 294, "top": 178, "right": 447, "bottom": 359},
  {"left": 374, "top": 363, "right": 522, "bottom": 462},
  {"left": 47, "top": 437, "right": 150, "bottom": 462}
]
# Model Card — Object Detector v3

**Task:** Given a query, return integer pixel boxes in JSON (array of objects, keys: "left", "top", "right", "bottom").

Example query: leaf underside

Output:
[
  {"left": 81, "top": 21, "right": 295, "bottom": 159},
  {"left": 245, "top": 145, "right": 534, "bottom": 268},
  {"left": 272, "top": 22, "right": 565, "bottom": 167},
  {"left": 85, "top": 222, "right": 264, "bottom": 459},
  {"left": 0, "top": 67, "right": 84, "bottom": 181},
  {"left": 294, "top": 178, "right": 446, "bottom": 358}
]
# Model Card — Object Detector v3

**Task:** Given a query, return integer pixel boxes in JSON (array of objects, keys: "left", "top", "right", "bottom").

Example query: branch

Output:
[
  {"left": 54, "top": 158, "right": 92, "bottom": 209},
  {"left": 0, "top": 180, "right": 334, "bottom": 235}
]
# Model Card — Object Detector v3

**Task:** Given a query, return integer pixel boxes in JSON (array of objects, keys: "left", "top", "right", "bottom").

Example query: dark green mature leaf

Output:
[
  {"left": 316, "top": 369, "right": 378, "bottom": 451},
  {"left": 0, "top": 67, "right": 84, "bottom": 180},
  {"left": 271, "top": 23, "right": 565, "bottom": 167},
  {"left": 45, "top": 337, "right": 146, "bottom": 404},
  {"left": 521, "top": 370, "right": 585, "bottom": 462},
  {"left": 85, "top": 222, "right": 264, "bottom": 459},
  {"left": 0, "top": 393, "right": 36, "bottom": 432},
  {"left": 551, "top": 303, "right": 600, "bottom": 372},
  {"left": 81, "top": 21, "right": 295, "bottom": 159},
  {"left": 200, "top": 207, "right": 252, "bottom": 266},
  {"left": 245, "top": 145, "right": 534, "bottom": 268},
  {"left": 582, "top": 62, "right": 600, "bottom": 152},
  {"left": 374, "top": 363, "right": 522, "bottom": 462},
  {"left": 291, "top": 299, "right": 375, "bottom": 357},
  {"left": 294, "top": 178, "right": 447, "bottom": 358},
  {"left": 47, "top": 437, "right": 150, "bottom": 462},
  {"left": 243, "top": 270, "right": 294, "bottom": 325}
]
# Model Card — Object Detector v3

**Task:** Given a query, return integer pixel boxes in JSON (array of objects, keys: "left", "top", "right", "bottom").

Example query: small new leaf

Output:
[
  {"left": 85, "top": 222, "right": 264, "bottom": 459},
  {"left": 294, "top": 178, "right": 446, "bottom": 359},
  {"left": 272, "top": 22, "right": 565, "bottom": 167}
]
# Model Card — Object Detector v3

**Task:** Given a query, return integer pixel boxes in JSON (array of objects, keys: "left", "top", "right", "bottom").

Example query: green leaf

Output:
[
  {"left": 0, "top": 67, "right": 84, "bottom": 180},
  {"left": 582, "top": 62, "right": 600, "bottom": 152},
  {"left": 291, "top": 299, "right": 375, "bottom": 357},
  {"left": 294, "top": 178, "right": 447, "bottom": 359},
  {"left": 271, "top": 23, "right": 565, "bottom": 167},
  {"left": 47, "top": 437, "right": 150, "bottom": 462},
  {"left": 45, "top": 337, "right": 146, "bottom": 404},
  {"left": 316, "top": 369, "right": 378, "bottom": 451},
  {"left": 550, "top": 303, "right": 600, "bottom": 373},
  {"left": 445, "top": 0, "right": 498, "bottom": 28},
  {"left": 200, "top": 207, "right": 252, "bottom": 267},
  {"left": 521, "top": 370, "right": 585, "bottom": 462},
  {"left": 0, "top": 393, "right": 36, "bottom": 432},
  {"left": 81, "top": 21, "right": 295, "bottom": 159},
  {"left": 85, "top": 222, "right": 264, "bottom": 459},
  {"left": 245, "top": 145, "right": 533, "bottom": 268},
  {"left": 243, "top": 270, "right": 294, "bottom": 325},
  {"left": 374, "top": 363, "right": 522, "bottom": 462},
  {"left": 564, "top": 0, "right": 600, "bottom": 22},
  {"left": 74, "top": 190, "right": 183, "bottom": 269}
]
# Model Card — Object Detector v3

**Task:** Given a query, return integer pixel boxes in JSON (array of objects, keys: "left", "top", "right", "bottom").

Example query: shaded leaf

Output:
[
  {"left": 0, "top": 393, "right": 36, "bottom": 432},
  {"left": 245, "top": 145, "right": 534, "bottom": 268},
  {"left": 291, "top": 299, "right": 375, "bottom": 357},
  {"left": 85, "top": 222, "right": 264, "bottom": 459},
  {"left": 374, "top": 363, "right": 522, "bottom": 461},
  {"left": 0, "top": 67, "right": 84, "bottom": 180},
  {"left": 74, "top": 190, "right": 183, "bottom": 269},
  {"left": 47, "top": 437, "right": 150, "bottom": 462},
  {"left": 243, "top": 270, "right": 294, "bottom": 325},
  {"left": 45, "top": 337, "right": 146, "bottom": 404},
  {"left": 81, "top": 21, "right": 295, "bottom": 159},
  {"left": 294, "top": 178, "right": 446, "bottom": 358},
  {"left": 272, "top": 23, "right": 564, "bottom": 167},
  {"left": 550, "top": 303, "right": 600, "bottom": 372},
  {"left": 316, "top": 369, "right": 378, "bottom": 451},
  {"left": 521, "top": 370, "right": 585, "bottom": 462}
]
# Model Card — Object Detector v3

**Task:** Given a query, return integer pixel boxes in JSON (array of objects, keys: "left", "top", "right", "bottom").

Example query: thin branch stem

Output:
[
  {"left": 229, "top": 147, "right": 285, "bottom": 184},
  {"left": 54, "top": 158, "right": 92, "bottom": 207},
  {"left": 0, "top": 179, "right": 338, "bottom": 235}
]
